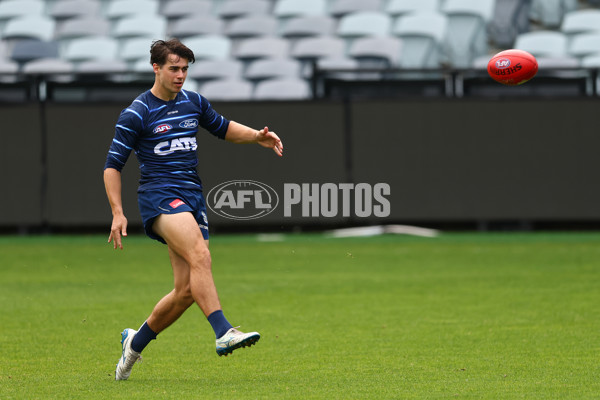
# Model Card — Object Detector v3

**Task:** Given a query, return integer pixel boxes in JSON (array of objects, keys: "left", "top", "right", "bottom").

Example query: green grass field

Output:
[{"left": 1, "top": 232, "right": 599, "bottom": 399}]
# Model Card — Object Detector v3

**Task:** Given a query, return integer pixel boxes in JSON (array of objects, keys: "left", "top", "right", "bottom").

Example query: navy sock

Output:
[
  {"left": 130, "top": 321, "right": 157, "bottom": 353},
  {"left": 207, "top": 310, "right": 233, "bottom": 338}
]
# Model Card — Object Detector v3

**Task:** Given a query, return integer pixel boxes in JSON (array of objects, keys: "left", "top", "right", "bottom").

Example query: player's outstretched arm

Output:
[
  {"left": 225, "top": 121, "right": 283, "bottom": 157},
  {"left": 104, "top": 167, "right": 128, "bottom": 250}
]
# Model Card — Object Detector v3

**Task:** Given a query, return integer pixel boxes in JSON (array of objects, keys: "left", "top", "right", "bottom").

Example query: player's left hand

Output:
[{"left": 256, "top": 126, "right": 283, "bottom": 157}]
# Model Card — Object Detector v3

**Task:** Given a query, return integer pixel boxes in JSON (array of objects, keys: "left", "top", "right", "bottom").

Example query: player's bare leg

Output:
[
  {"left": 153, "top": 212, "right": 260, "bottom": 356},
  {"left": 146, "top": 247, "right": 195, "bottom": 333},
  {"left": 152, "top": 212, "right": 222, "bottom": 316}
]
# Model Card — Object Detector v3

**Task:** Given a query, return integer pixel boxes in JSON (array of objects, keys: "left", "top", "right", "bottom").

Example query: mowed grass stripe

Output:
[{"left": 0, "top": 233, "right": 598, "bottom": 399}]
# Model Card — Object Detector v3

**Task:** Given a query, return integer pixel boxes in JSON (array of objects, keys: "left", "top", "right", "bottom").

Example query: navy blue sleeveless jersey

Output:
[{"left": 104, "top": 89, "right": 230, "bottom": 192}]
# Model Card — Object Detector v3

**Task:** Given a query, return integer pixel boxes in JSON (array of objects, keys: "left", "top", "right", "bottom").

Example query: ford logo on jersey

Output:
[
  {"left": 179, "top": 119, "right": 199, "bottom": 129},
  {"left": 153, "top": 124, "right": 172, "bottom": 134}
]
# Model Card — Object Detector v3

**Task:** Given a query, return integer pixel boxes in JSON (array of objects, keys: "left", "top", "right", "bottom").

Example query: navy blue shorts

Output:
[{"left": 138, "top": 187, "right": 209, "bottom": 244}]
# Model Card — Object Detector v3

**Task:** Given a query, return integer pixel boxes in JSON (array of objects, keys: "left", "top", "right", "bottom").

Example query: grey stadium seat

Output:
[
  {"left": 337, "top": 11, "right": 392, "bottom": 39},
  {"left": 487, "top": 0, "right": 531, "bottom": 48},
  {"left": 234, "top": 37, "right": 289, "bottom": 61},
  {"left": 385, "top": 0, "right": 441, "bottom": 17},
  {"left": 49, "top": 0, "right": 102, "bottom": 20},
  {"left": 2, "top": 16, "right": 56, "bottom": 42},
  {"left": 23, "top": 58, "right": 75, "bottom": 83},
  {"left": 119, "top": 37, "right": 155, "bottom": 65},
  {"left": 184, "top": 35, "right": 232, "bottom": 60},
  {"left": 0, "top": 0, "right": 45, "bottom": 21},
  {"left": 169, "top": 15, "right": 224, "bottom": 38},
  {"left": 273, "top": 0, "right": 327, "bottom": 18},
  {"left": 561, "top": 9, "right": 600, "bottom": 35},
  {"left": 188, "top": 59, "right": 244, "bottom": 82},
  {"left": 328, "top": 0, "right": 384, "bottom": 18},
  {"left": 392, "top": 12, "right": 448, "bottom": 68},
  {"left": 216, "top": 0, "right": 272, "bottom": 19},
  {"left": 225, "top": 15, "right": 279, "bottom": 39},
  {"left": 441, "top": 0, "right": 496, "bottom": 68},
  {"left": 63, "top": 36, "right": 119, "bottom": 63},
  {"left": 514, "top": 30, "right": 568, "bottom": 57},
  {"left": 348, "top": 36, "right": 402, "bottom": 68},
  {"left": 253, "top": 78, "right": 311, "bottom": 100},
  {"left": 10, "top": 39, "right": 59, "bottom": 64},
  {"left": 568, "top": 33, "right": 600, "bottom": 59},
  {"left": 530, "top": 0, "right": 577, "bottom": 28},
  {"left": 244, "top": 58, "right": 302, "bottom": 81},
  {"left": 161, "top": 0, "right": 213, "bottom": 20},
  {"left": 55, "top": 17, "right": 111, "bottom": 40},
  {"left": 200, "top": 79, "right": 254, "bottom": 101},
  {"left": 280, "top": 16, "right": 336, "bottom": 39},
  {"left": 112, "top": 15, "right": 167, "bottom": 39},
  {"left": 291, "top": 36, "right": 346, "bottom": 61},
  {"left": 105, "top": 0, "right": 160, "bottom": 19}
]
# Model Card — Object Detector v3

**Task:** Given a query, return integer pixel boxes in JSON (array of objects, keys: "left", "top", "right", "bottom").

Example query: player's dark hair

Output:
[{"left": 150, "top": 39, "right": 195, "bottom": 66}]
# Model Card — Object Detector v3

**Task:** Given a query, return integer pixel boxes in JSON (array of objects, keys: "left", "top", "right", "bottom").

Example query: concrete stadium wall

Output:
[{"left": 1, "top": 98, "right": 599, "bottom": 231}]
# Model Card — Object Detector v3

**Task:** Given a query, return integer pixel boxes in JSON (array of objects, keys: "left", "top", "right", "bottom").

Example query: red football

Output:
[{"left": 487, "top": 49, "right": 538, "bottom": 86}]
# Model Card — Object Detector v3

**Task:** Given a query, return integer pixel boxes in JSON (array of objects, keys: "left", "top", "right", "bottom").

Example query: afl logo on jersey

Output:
[
  {"left": 179, "top": 119, "right": 199, "bottom": 129},
  {"left": 153, "top": 124, "right": 172, "bottom": 134}
]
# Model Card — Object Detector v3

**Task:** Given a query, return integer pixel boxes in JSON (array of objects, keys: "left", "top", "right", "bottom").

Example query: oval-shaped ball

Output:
[{"left": 487, "top": 49, "right": 538, "bottom": 86}]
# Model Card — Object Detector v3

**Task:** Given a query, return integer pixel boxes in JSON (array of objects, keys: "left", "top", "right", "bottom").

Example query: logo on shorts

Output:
[
  {"left": 153, "top": 124, "right": 172, "bottom": 134},
  {"left": 207, "top": 180, "right": 278, "bottom": 220},
  {"left": 169, "top": 199, "right": 185, "bottom": 209}
]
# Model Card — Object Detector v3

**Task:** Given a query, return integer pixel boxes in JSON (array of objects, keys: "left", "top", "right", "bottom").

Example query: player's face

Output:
[{"left": 153, "top": 54, "right": 189, "bottom": 100}]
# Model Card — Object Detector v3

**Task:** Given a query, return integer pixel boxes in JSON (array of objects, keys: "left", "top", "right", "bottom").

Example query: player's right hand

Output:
[{"left": 109, "top": 214, "right": 128, "bottom": 250}]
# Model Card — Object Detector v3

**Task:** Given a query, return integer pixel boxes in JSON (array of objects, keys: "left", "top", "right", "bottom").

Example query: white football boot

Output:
[
  {"left": 216, "top": 327, "right": 260, "bottom": 356},
  {"left": 115, "top": 328, "right": 142, "bottom": 380}
]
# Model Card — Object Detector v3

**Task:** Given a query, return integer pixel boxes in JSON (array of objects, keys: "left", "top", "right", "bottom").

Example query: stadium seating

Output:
[
  {"left": 63, "top": 36, "right": 119, "bottom": 63},
  {"left": 224, "top": 15, "right": 279, "bottom": 39},
  {"left": 391, "top": 12, "right": 448, "bottom": 68},
  {"left": 273, "top": 0, "right": 328, "bottom": 18},
  {"left": 161, "top": 0, "right": 213, "bottom": 20},
  {"left": 569, "top": 32, "right": 600, "bottom": 57},
  {"left": 56, "top": 17, "right": 111, "bottom": 40},
  {"left": 119, "top": 37, "right": 155, "bottom": 66},
  {"left": 291, "top": 36, "right": 346, "bottom": 61},
  {"left": 442, "top": 0, "right": 496, "bottom": 68},
  {"left": 337, "top": 12, "right": 392, "bottom": 39},
  {"left": 49, "top": 0, "right": 102, "bottom": 20},
  {"left": 184, "top": 35, "right": 232, "bottom": 60},
  {"left": 10, "top": 39, "right": 59, "bottom": 64},
  {"left": 530, "top": 0, "right": 578, "bottom": 28},
  {"left": 199, "top": 78, "right": 254, "bottom": 100},
  {"left": 188, "top": 58, "right": 244, "bottom": 82},
  {"left": 514, "top": 30, "right": 569, "bottom": 57},
  {"left": 105, "top": 0, "right": 160, "bottom": 19},
  {"left": 253, "top": 77, "right": 311, "bottom": 99},
  {"left": 169, "top": 15, "right": 224, "bottom": 38},
  {"left": 0, "top": 58, "right": 19, "bottom": 82},
  {"left": 113, "top": 15, "right": 167, "bottom": 39},
  {"left": 0, "top": 0, "right": 598, "bottom": 100},
  {"left": 0, "top": 0, "right": 45, "bottom": 21},
  {"left": 328, "top": 0, "right": 384, "bottom": 18},
  {"left": 487, "top": 0, "right": 531, "bottom": 48},
  {"left": 23, "top": 57, "right": 75, "bottom": 82},
  {"left": 216, "top": 0, "right": 272, "bottom": 19},
  {"left": 233, "top": 37, "right": 289, "bottom": 61},
  {"left": 244, "top": 58, "right": 302, "bottom": 81},
  {"left": 385, "top": 0, "right": 441, "bottom": 17},
  {"left": 2, "top": 15, "right": 56, "bottom": 42},
  {"left": 561, "top": 9, "right": 600, "bottom": 35},
  {"left": 348, "top": 36, "right": 402, "bottom": 68},
  {"left": 280, "top": 16, "right": 336, "bottom": 39}
]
